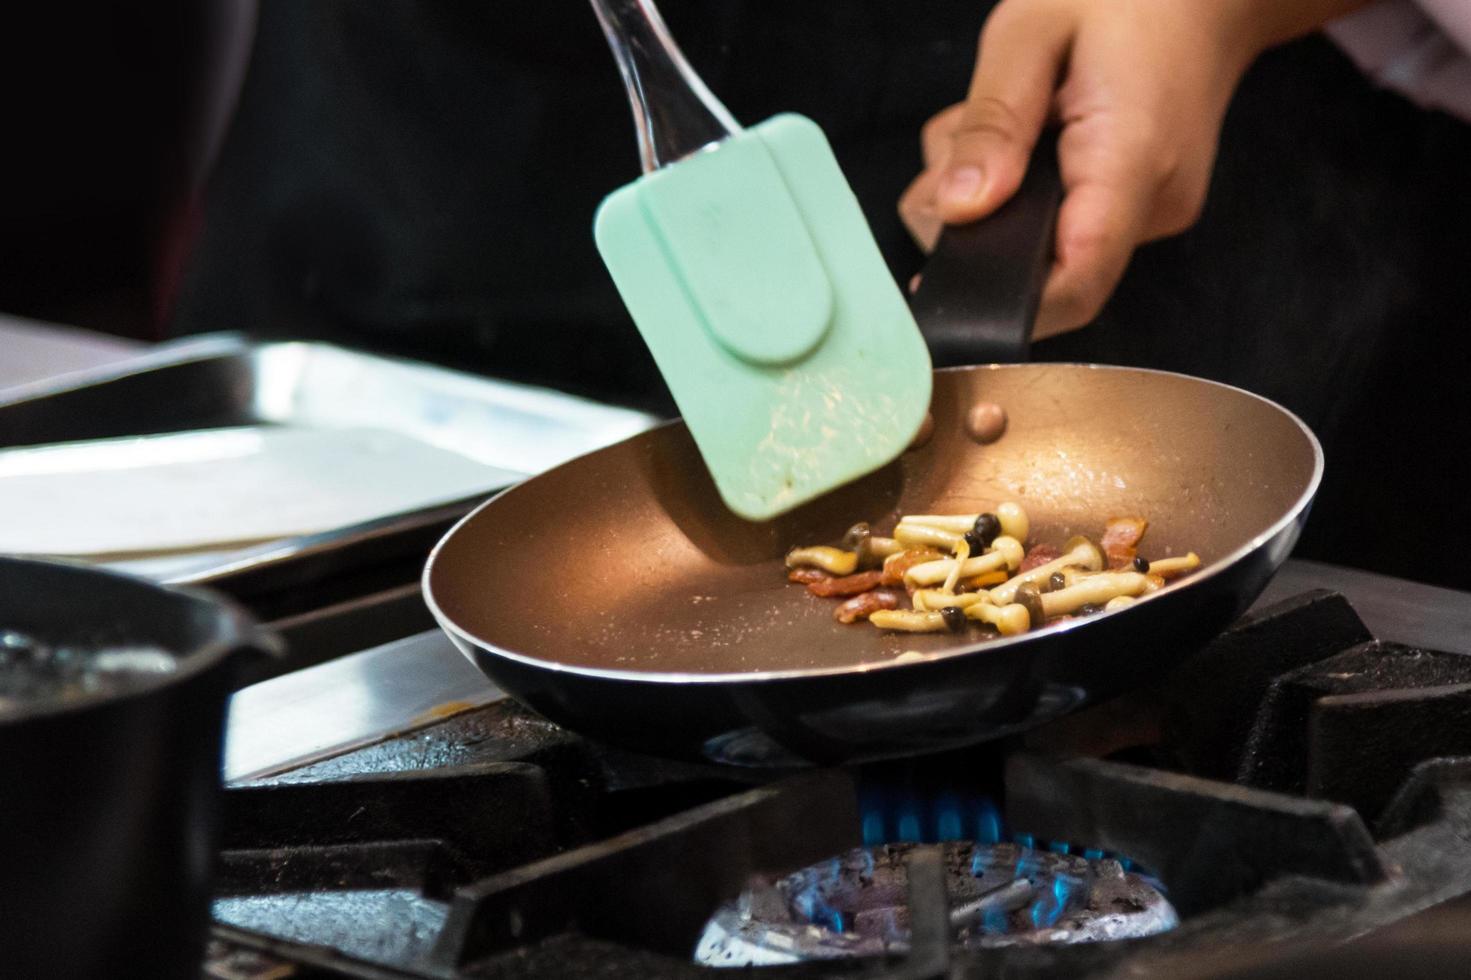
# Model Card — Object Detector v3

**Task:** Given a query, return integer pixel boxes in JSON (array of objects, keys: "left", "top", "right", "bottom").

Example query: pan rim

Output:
[{"left": 423, "top": 363, "right": 1324, "bottom": 685}]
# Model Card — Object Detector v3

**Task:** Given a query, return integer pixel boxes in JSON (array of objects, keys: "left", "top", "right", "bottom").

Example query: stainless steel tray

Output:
[{"left": 0, "top": 334, "right": 658, "bottom": 592}]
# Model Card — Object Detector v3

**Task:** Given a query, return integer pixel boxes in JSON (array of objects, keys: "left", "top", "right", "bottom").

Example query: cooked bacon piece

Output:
[
  {"left": 1102, "top": 517, "right": 1149, "bottom": 569},
  {"left": 960, "top": 570, "right": 1008, "bottom": 590},
  {"left": 881, "top": 548, "right": 944, "bottom": 586},
  {"left": 1019, "top": 543, "right": 1061, "bottom": 573},
  {"left": 834, "top": 588, "right": 904, "bottom": 623},
  {"left": 807, "top": 570, "right": 885, "bottom": 598},
  {"left": 788, "top": 567, "right": 830, "bottom": 585}
]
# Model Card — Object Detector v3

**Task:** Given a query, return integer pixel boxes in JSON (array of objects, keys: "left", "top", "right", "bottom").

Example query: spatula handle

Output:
[
  {"left": 590, "top": 0, "right": 742, "bottom": 173},
  {"left": 910, "top": 129, "right": 1063, "bottom": 366}
]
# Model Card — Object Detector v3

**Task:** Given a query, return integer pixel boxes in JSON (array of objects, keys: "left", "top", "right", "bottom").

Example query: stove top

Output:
[{"left": 204, "top": 572, "right": 1471, "bottom": 979}]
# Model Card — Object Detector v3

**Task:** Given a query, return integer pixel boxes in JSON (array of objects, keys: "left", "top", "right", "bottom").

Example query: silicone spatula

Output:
[{"left": 590, "top": 0, "right": 932, "bottom": 521}]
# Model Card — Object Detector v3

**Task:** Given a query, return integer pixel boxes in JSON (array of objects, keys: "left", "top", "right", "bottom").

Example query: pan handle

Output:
[{"left": 910, "top": 129, "right": 1063, "bottom": 366}]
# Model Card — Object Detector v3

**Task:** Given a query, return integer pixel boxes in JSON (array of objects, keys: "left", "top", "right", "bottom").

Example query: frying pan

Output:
[{"left": 423, "top": 134, "right": 1323, "bottom": 765}]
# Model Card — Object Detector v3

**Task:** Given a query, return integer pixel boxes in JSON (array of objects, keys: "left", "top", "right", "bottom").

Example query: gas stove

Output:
[{"left": 205, "top": 564, "right": 1471, "bottom": 979}]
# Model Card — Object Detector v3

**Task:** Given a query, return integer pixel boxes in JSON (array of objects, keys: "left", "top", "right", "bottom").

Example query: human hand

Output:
[{"left": 900, "top": 0, "right": 1370, "bottom": 338}]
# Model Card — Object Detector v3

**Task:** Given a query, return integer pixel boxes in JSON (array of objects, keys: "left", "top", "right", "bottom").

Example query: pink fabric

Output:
[{"left": 1326, "top": 1, "right": 1471, "bottom": 121}]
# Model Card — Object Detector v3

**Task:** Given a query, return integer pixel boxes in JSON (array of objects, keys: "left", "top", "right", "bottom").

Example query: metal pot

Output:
[{"left": 0, "top": 557, "right": 281, "bottom": 980}]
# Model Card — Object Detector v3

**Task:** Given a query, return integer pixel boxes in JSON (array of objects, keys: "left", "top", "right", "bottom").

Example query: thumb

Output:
[{"left": 937, "top": 2, "right": 1072, "bottom": 223}]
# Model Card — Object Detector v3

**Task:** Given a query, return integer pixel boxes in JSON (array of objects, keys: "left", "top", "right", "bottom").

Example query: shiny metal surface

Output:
[
  {"left": 0, "top": 333, "right": 657, "bottom": 585},
  {"left": 425, "top": 364, "right": 1323, "bottom": 763},
  {"left": 0, "top": 313, "right": 142, "bottom": 394},
  {"left": 223, "top": 629, "right": 503, "bottom": 782}
]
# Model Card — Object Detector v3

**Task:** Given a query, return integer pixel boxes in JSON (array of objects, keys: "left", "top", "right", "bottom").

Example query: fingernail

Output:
[{"left": 940, "top": 166, "right": 984, "bottom": 206}]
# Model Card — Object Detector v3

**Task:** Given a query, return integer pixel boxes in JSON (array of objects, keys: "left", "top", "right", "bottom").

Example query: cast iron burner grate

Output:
[{"left": 206, "top": 591, "right": 1471, "bottom": 978}]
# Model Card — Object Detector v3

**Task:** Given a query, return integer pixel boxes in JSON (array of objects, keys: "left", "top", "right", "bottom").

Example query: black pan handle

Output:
[{"left": 910, "top": 129, "right": 1063, "bottom": 366}]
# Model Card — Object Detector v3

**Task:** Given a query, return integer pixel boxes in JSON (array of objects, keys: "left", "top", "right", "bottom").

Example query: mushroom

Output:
[
  {"left": 912, "top": 590, "right": 992, "bottom": 612},
  {"left": 897, "top": 503, "right": 1029, "bottom": 540},
  {"left": 1148, "top": 552, "right": 1201, "bottom": 579},
  {"left": 870, "top": 609, "right": 951, "bottom": 633},
  {"left": 941, "top": 537, "right": 972, "bottom": 594},
  {"left": 989, "top": 536, "right": 1104, "bottom": 604},
  {"left": 841, "top": 522, "right": 904, "bottom": 569},
  {"left": 1104, "top": 595, "right": 1137, "bottom": 611},
  {"left": 968, "top": 600, "right": 1031, "bottom": 636},
  {"left": 996, "top": 502, "right": 1029, "bottom": 543},
  {"left": 1013, "top": 583, "right": 1047, "bottom": 631},
  {"left": 1038, "top": 571, "right": 1151, "bottom": 617},
  {"left": 1056, "top": 565, "right": 1165, "bottom": 593},
  {"left": 904, "top": 536, "right": 1025, "bottom": 587},
  {"left": 899, "top": 513, "right": 982, "bottom": 534},
  {"left": 894, "top": 522, "right": 965, "bottom": 551},
  {"left": 785, "top": 546, "right": 858, "bottom": 576}
]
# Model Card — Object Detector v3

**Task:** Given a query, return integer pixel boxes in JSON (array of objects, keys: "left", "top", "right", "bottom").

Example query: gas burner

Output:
[{"left": 695, "top": 841, "right": 1177, "bottom": 966}]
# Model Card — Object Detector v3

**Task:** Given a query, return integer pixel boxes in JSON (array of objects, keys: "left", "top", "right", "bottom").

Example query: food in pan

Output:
[{"left": 784, "top": 504, "right": 1200, "bottom": 638}]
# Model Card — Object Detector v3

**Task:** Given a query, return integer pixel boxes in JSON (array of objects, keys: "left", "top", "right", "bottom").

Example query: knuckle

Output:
[
  {"left": 921, "top": 103, "right": 964, "bottom": 143},
  {"left": 954, "top": 96, "right": 1027, "bottom": 151},
  {"left": 1152, "top": 172, "right": 1211, "bottom": 237}
]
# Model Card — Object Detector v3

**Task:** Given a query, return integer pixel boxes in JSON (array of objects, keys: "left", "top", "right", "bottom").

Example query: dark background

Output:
[{"left": 3, "top": 2, "right": 1468, "bottom": 589}]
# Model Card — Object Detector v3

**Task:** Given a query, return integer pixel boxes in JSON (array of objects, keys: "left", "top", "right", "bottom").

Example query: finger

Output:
[
  {"left": 937, "top": 0, "right": 1074, "bottom": 223},
  {"left": 1033, "top": 174, "right": 1150, "bottom": 338},
  {"left": 898, "top": 167, "right": 945, "bottom": 252},
  {"left": 920, "top": 103, "right": 966, "bottom": 169}
]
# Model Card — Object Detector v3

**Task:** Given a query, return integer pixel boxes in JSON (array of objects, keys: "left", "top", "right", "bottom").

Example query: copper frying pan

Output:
[{"left": 424, "top": 362, "right": 1321, "bottom": 764}]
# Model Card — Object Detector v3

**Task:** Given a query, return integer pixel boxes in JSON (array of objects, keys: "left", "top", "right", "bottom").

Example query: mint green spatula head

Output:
[{"left": 595, "top": 112, "right": 932, "bottom": 521}]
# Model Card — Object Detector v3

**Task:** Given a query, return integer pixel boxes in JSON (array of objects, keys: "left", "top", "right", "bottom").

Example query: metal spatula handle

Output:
[
  {"left": 910, "top": 129, "right": 1064, "bottom": 366},
  {"left": 590, "top": 0, "right": 741, "bottom": 173}
]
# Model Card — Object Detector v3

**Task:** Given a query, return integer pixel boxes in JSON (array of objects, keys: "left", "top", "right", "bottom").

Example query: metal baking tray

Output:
[{"left": 0, "top": 334, "right": 658, "bottom": 595}]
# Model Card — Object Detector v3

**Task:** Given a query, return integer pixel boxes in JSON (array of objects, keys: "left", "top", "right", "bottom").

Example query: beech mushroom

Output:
[
  {"left": 870, "top": 609, "right": 951, "bottom": 633},
  {"left": 894, "top": 522, "right": 964, "bottom": 551},
  {"left": 840, "top": 522, "right": 904, "bottom": 569},
  {"left": 1148, "top": 552, "right": 1201, "bottom": 579},
  {"left": 785, "top": 546, "right": 858, "bottom": 576},
  {"left": 904, "top": 536, "right": 1025, "bottom": 587},
  {"left": 996, "top": 501, "right": 1029, "bottom": 543},
  {"left": 912, "top": 590, "right": 992, "bottom": 612},
  {"left": 989, "top": 536, "right": 1104, "bottom": 604},
  {"left": 967, "top": 600, "right": 1031, "bottom": 636},
  {"left": 1038, "top": 571, "right": 1151, "bottom": 617}
]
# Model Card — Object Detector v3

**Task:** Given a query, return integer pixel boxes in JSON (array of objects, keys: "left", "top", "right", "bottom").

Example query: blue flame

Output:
[
  {"left": 792, "top": 882, "right": 846, "bottom": 933},
  {"left": 977, "top": 798, "right": 1002, "bottom": 844},
  {"left": 1028, "top": 875, "right": 1074, "bottom": 929},
  {"left": 1013, "top": 832, "right": 1035, "bottom": 850},
  {"left": 934, "top": 792, "right": 964, "bottom": 841},
  {"left": 1083, "top": 848, "right": 1105, "bottom": 861},
  {"left": 1047, "top": 840, "right": 1070, "bottom": 855},
  {"left": 897, "top": 806, "right": 923, "bottom": 843},
  {"left": 970, "top": 847, "right": 995, "bottom": 877},
  {"left": 981, "top": 903, "right": 1010, "bottom": 935},
  {"left": 857, "top": 786, "right": 1006, "bottom": 845},
  {"left": 861, "top": 810, "right": 886, "bottom": 847}
]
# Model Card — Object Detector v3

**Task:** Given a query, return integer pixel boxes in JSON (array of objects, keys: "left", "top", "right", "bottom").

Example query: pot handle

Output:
[
  {"left": 910, "top": 129, "right": 1063, "bottom": 366},
  {"left": 228, "top": 626, "right": 288, "bottom": 691}
]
